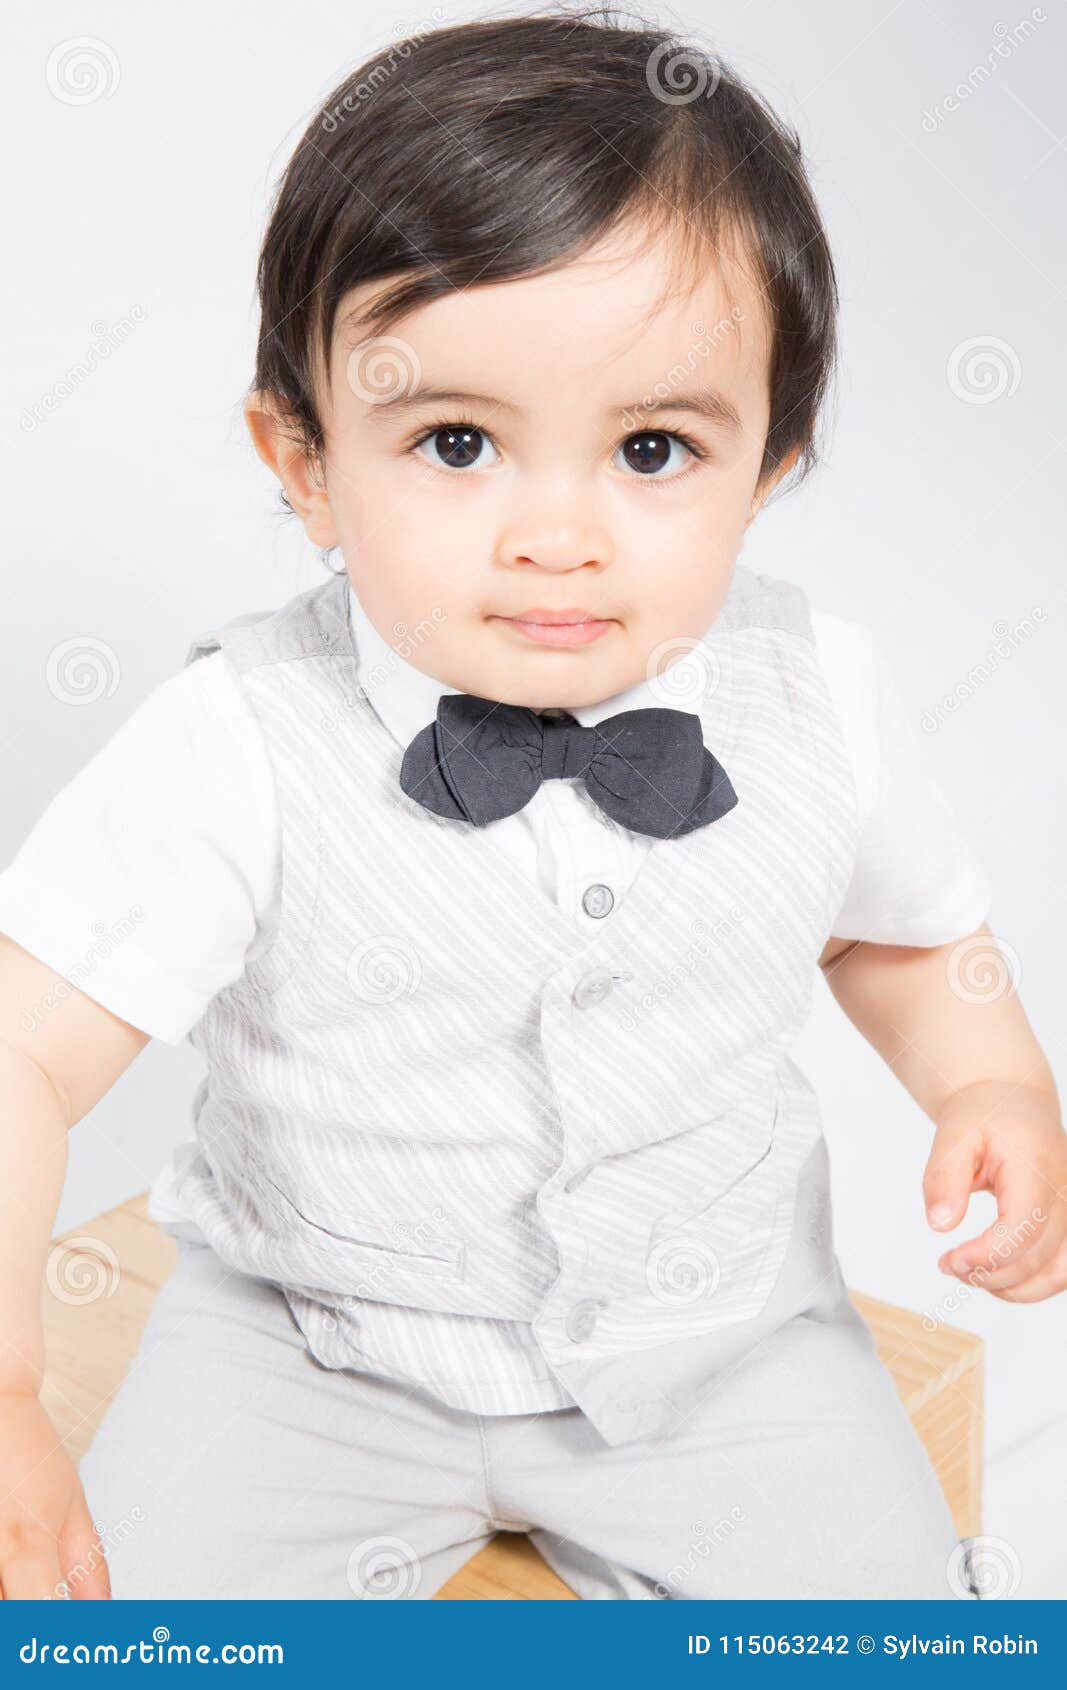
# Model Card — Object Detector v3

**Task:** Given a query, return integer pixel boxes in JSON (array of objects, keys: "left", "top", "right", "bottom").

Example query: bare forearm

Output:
[
  {"left": 821, "top": 921, "right": 1059, "bottom": 1124},
  {"left": 0, "top": 1042, "right": 70, "bottom": 1394},
  {"left": 0, "top": 934, "right": 152, "bottom": 1398},
  {"left": 931, "top": 1074, "right": 1061, "bottom": 1149}
]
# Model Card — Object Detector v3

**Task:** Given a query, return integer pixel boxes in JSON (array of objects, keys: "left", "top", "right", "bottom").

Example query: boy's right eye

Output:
[{"left": 413, "top": 423, "right": 501, "bottom": 473}]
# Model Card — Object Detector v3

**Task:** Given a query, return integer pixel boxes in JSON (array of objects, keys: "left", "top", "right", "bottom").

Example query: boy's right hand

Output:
[{"left": 0, "top": 1391, "right": 111, "bottom": 1599}]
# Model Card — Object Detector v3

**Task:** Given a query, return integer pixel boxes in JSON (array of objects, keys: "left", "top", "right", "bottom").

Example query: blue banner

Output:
[{"left": 1, "top": 1599, "right": 1065, "bottom": 1683}]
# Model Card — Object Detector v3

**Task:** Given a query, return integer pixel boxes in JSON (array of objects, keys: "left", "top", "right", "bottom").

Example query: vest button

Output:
[
  {"left": 572, "top": 968, "right": 614, "bottom": 1009},
  {"left": 565, "top": 1299, "right": 601, "bottom": 1342},
  {"left": 581, "top": 882, "right": 614, "bottom": 919}
]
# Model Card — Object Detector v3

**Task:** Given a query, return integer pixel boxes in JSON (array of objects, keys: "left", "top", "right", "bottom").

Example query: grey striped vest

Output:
[{"left": 148, "top": 561, "right": 862, "bottom": 1446}]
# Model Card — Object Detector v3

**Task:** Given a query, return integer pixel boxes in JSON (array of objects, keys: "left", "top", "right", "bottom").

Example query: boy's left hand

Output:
[{"left": 922, "top": 1081, "right": 1067, "bottom": 1302}]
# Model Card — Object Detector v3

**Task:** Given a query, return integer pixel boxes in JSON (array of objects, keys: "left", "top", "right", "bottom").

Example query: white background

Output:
[{"left": 3, "top": 0, "right": 1064, "bottom": 1592}]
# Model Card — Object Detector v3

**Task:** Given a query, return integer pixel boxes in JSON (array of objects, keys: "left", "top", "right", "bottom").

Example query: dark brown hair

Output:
[{"left": 250, "top": 3, "right": 838, "bottom": 500}]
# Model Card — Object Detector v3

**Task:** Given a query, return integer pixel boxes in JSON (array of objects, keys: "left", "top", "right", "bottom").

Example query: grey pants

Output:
[{"left": 78, "top": 1237, "right": 971, "bottom": 1600}]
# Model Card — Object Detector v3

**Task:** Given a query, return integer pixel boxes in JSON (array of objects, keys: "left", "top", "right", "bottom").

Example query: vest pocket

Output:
[
  {"left": 259, "top": 1171, "right": 466, "bottom": 1281},
  {"left": 650, "top": 1089, "right": 781, "bottom": 1235},
  {"left": 641, "top": 1087, "right": 785, "bottom": 1324}
]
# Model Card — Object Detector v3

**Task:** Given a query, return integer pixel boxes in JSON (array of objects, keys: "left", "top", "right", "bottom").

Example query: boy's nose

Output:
[{"left": 499, "top": 526, "right": 613, "bottom": 574}]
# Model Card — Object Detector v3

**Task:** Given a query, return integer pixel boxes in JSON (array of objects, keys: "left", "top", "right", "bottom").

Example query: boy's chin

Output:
[
  {"left": 463, "top": 637, "right": 638, "bottom": 712},
  {"left": 476, "top": 668, "right": 637, "bottom": 714}
]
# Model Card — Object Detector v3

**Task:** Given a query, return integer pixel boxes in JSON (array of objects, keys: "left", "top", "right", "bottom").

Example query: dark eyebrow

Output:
[
  {"left": 362, "top": 387, "right": 521, "bottom": 421},
  {"left": 361, "top": 383, "right": 744, "bottom": 436},
  {"left": 626, "top": 390, "right": 745, "bottom": 436}
]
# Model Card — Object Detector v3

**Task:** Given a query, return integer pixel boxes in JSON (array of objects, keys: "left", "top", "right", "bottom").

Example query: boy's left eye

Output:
[{"left": 615, "top": 431, "right": 698, "bottom": 478}]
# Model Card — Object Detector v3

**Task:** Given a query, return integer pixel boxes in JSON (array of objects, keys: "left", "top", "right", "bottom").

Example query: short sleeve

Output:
[
  {"left": 816, "top": 616, "right": 994, "bottom": 946},
  {"left": 0, "top": 651, "right": 279, "bottom": 1043}
]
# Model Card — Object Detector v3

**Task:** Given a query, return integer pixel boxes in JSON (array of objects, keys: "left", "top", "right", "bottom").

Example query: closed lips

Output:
[
  {"left": 505, "top": 609, "right": 607, "bottom": 624},
  {"left": 493, "top": 612, "right": 616, "bottom": 645}
]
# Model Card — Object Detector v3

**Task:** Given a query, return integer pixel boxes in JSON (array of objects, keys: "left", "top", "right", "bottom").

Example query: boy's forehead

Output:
[{"left": 334, "top": 238, "right": 772, "bottom": 409}]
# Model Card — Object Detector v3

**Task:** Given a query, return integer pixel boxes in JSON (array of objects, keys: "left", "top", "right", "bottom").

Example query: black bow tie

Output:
[{"left": 399, "top": 693, "right": 738, "bottom": 840}]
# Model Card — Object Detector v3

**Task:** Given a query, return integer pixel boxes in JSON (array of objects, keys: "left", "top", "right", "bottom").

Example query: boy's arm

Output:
[
  {"left": 818, "top": 919, "right": 1057, "bottom": 1117},
  {"left": 817, "top": 921, "right": 1066, "bottom": 1300},
  {"left": 0, "top": 931, "right": 149, "bottom": 1391},
  {"left": 0, "top": 931, "right": 145, "bottom": 1598}
]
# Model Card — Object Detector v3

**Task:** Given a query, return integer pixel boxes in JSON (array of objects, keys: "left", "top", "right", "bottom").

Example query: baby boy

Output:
[{"left": 0, "top": 8, "right": 1063, "bottom": 1603}]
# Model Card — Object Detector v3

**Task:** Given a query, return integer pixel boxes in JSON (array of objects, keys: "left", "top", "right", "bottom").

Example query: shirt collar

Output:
[{"left": 346, "top": 578, "right": 713, "bottom": 751}]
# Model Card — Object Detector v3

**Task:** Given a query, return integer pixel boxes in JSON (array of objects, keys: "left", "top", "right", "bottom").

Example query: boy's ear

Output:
[
  {"left": 746, "top": 444, "right": 800, "bottom": 526},
  {"left": 244, "top": 391, "right": 338, "bottom": 548}
]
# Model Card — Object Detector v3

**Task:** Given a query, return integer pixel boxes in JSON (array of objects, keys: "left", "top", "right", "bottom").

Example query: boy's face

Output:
[{"left": 248, "top": 228, "right": 795, "bottom": 712}]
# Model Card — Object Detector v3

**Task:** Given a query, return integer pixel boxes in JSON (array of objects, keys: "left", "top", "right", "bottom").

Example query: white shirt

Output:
[{"left": 0, "top": 583, "right": 993, "bottom": 1046}]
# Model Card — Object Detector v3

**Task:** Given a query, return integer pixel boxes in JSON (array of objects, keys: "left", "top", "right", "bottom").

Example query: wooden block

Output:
[
  {"left": 42, "top": 1194, "right": 982, "bottom": 1598},
  {"left": 848, "top": 1289, "right": 984, "bottom": 1541},
  {"left": 39, "top": 1198, "right": 178, "bottom": 1466},
  {"left": 437, "top": 1531, "right": 577, "bottom": 1601}
]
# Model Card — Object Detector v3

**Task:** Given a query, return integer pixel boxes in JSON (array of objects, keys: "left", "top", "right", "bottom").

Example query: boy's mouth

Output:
[{"left": 490, "top": 608, "right": 616, "bottom": 647}]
